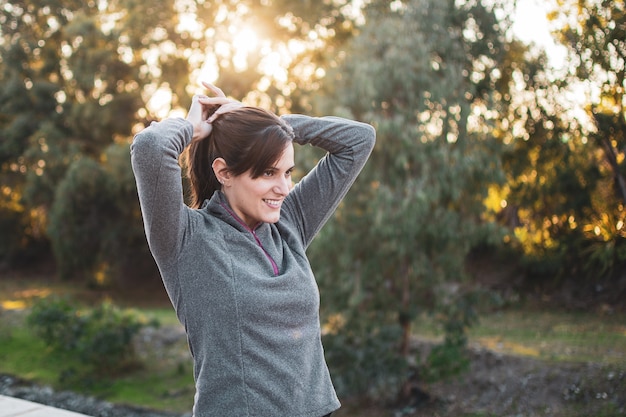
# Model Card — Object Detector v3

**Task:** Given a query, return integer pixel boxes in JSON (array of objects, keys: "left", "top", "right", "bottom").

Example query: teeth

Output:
[{"left": 265, "top": 199, "right": 281, "bottom": 207}]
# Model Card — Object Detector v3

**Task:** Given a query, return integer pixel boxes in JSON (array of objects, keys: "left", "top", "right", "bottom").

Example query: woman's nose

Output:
[{"left": 275, "top": 176, "right": 290, "bottom": 195}]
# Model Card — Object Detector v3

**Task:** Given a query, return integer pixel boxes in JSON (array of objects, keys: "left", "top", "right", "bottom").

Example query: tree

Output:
[
  {"left": 0, "top": 0, "right": 177, "bottom": 268},
  {"left": 496, "top": 0, "right": 626, "bottom": 288},
  {"left": 496, "top": 50, "right": 605, "bottom": 280},
  {"left": 47, "top": 143, "right": 150, "bottom": 281},
  {"left": 553, "top": 0, "right": 625, "bottom": 202},
  {"left": 308, "top": 0, "right": 512, "bottom": 399},
  {"left": 552, "top": 0, "right": 626, "bottom": 279},
  {"left": 0, "top": 0, "right": 363, "bottom": 275}
]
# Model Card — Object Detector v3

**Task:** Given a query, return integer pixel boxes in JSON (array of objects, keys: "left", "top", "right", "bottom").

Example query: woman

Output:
[{"left": 131, "top": 83, "right": 375, "bottom": 417}]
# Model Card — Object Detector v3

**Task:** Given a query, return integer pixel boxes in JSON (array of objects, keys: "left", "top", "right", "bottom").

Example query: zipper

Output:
[
  {"left": 251, "top": 229, "right": 280, "bottom": 276},
  {"left": 220, "top": 203, "right": 280, "bottom": 276}
]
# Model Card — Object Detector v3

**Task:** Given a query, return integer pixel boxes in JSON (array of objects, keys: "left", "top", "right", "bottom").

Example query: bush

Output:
[
  {"left": 419, "top": 339, "right": 470, "bottom": 383},
  {"left": 47, "top": 143, "right": 152, "bottom": 284},
  {"left": 47, "top": 157, "right": 118, "bottom": 280},
  {"left": 323, "top": 320, "right": 408, "bottom": 402},
  {"left": 27, "top": 297, "right": 156, "bottom": 379}
]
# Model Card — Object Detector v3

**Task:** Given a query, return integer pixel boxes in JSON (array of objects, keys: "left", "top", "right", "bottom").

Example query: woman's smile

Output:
[{"left": 264, "top": 198, "right": 283, "bottom": 208}]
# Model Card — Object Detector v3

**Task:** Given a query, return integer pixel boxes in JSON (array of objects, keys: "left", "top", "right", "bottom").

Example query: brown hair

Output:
[{"left": 186, "top": 106, "right": 295, "bottom": 209}]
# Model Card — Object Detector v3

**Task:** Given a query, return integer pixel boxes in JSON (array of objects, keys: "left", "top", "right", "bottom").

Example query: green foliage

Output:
[
  {"left": 26, "top": 297, "right": 155, "bottom": 378},
  {"left": 420, "top": 339, "right": 470, "bottom": 383},
  {"left": 582, "top": 237, "right": 626, "bottom": 279},
  {"left": 420, "top": 289, "right": 481, "bottom": 382},
  {"left": 27, "top": 298, "right": 79, "bottom": 350},
  {"left": 312, "top": 0, "right": 511, "bottom": 398},
  {"left": 1, "top": 298, "right": 191, "bottom": 412},
  {"left": 47, "top": 157, "right": 116, "bottom": 280},
  {"left": 0, "top": 194, "right": 30, "bottom": 264},
  {"left": 0, "top": 0, "right": 360, "bottom": 273},
  {"left": 500, "top": 0, "right": 626, "bottom": 286},
  {"left": 0, "top": 0, "right": 163, "bottom": 268},
  {"left": 323, "top": 317, "right": 408, "bottom": 401},
  {"left": 47, "top": 143, "right": 148, "bottom": 282},
  {"left": 2, "top": 0, "right": 625, "bottom": 404}
]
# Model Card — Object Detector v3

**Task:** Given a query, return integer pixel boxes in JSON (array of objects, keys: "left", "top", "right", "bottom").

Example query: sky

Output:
[
  {"left": 512, "top": 0, "right": 593, "bottom": 126},
  {"left": 511, "top": 0, "right": 567, "bottom": 68}
]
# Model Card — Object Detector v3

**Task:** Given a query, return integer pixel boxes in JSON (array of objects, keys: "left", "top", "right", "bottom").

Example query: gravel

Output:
[{"left": 0, "top": 374, "right": 190, "bottom": 417}]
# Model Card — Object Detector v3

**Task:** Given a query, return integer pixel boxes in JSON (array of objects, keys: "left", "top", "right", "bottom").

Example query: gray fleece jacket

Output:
[{"left": 130, "top": 113, "right": 375, "bottom": 417}]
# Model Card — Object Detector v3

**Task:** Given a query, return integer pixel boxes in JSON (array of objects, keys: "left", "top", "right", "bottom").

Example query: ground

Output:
[
  {"left": 1, "top": 267, "right": 625, "bottom": 417},
  {"left": 5, "top": 306, "right": 623, "bottom": 417},
  {"left": 134, "top": 323, "right": 626, "bottom": 417},
  {"left": 410, "top": 343, "right": 624, "bottom": 417}
]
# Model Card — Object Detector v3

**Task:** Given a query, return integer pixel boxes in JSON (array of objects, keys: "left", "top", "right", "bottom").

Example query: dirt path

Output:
[
  {"left": 130, "top": 323, "right": 625, "bottom": 416},
  {"left": 406, "top": 344, "right": 625, "bottom": 417}
]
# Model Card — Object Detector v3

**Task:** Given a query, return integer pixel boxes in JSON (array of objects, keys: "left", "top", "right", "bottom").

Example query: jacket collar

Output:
[{"left": 202, "top": 191, "right": 263, "bottom": 232}]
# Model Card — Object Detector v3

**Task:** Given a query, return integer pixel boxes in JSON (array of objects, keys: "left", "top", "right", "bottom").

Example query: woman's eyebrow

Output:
[{"left": 268, "top": 165, "right": 296, "bottom": 171}]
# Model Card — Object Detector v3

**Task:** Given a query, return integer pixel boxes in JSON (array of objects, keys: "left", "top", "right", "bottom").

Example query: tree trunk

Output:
[
  {"left": 598, "top": 128, "right": 626, "bottom": 205},
  {"left": 399, "top": 263, "right": 412, "bottom": 358}
]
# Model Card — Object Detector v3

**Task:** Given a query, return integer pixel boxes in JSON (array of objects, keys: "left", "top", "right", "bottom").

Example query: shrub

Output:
[
  {"left": 323, "top": 319, "right": 408, "bottom": 402},
  {"left": 47, "top": 143, "right": 151, "bottom": 285},
  {"left": 47, "top": 157, "right": 118, "bottom": 280},
  {"left": 27, "top": 297, "right": 156, "bottom": 379}
]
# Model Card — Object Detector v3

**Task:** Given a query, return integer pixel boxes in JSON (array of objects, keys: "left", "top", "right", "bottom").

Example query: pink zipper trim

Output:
[{"left": 219, "top": 203, "right": 280, "bottom": 276}]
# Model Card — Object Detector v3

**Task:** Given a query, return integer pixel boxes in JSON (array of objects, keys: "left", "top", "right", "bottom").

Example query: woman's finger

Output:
[
  {"left": 186, "top": 96, "right": 214, "bottom": 140},
  {"left": 187, "top": 95, "right": 204, "bottom": 119},
  {"left": 201, "top": 82, "right": 226, "bottom": 98},
  {"left": 207, "top": 101, "right": 244, "bottom": 123},
  {"left": 197, "top": 96, "right": 233, "bottom": 106}
]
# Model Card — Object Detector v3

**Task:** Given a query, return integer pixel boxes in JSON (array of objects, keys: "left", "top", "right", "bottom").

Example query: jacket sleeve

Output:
[
  {"left": 130, "top": 118, "right": 193, "bottom": 267},
  {"left": 280, "top": 115, "right": 376, "bottom": 248}
]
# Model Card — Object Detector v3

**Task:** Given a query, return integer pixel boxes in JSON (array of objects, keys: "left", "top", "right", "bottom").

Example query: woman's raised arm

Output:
[
  {"left": 130, "top": 117, "right": 193, "bottom": 267},
  {"left": 281, "top": 114, "right": 376, "bottom": 247}
]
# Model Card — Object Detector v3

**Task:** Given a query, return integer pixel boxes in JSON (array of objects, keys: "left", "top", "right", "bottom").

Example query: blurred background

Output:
[{"left": 0, "top": 0, "right": 624, "bottom": 416}]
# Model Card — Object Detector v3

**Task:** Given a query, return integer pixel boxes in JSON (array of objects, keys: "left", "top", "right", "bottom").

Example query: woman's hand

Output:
[
  {"left": 186, "top": 82, "right": 243, "bottom": 141},
  {"left": 198, "top": 82, "right": 244, "bottom": 122}
]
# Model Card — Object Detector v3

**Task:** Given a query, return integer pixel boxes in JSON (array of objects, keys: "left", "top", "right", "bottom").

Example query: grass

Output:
[
  {"left": 0, "top": 326, "right": 63, "bottom": 382},
  {"left": 469, "top": 309, "right": 626, "bottom": 364},
  {"left": 0, "top": 272, "right": 194, "bottom": 412},
  {"left": 0, "top": 305, "right": 193, "bottom": 413},
  {"left": 412, "top": 307, "right": 626, "bottom": 365},
  {"left": 84, "top": 363, "right": 195, "bottom": 412},
  {"left": 1, "top": 274, "right": 625, "bottom": 416}
]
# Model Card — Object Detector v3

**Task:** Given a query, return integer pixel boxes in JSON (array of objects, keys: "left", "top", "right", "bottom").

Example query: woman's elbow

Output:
[
  {"left": 129, "top": 130, "right": 160, "bottom": 166},
  {"left": 131, "top": 129, "right": 152, "bottom": 150},
  {"left": 361, "top": 123, "right": 377, "bottom": 150}
]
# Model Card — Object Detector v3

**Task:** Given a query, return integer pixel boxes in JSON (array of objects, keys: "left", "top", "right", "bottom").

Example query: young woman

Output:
[{"left": 130, "top": 83, "right": 375, "bottom": 417}]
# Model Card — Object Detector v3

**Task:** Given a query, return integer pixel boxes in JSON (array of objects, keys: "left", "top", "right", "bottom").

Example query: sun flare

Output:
[
  {"left": 231, "top": 27, "right": 260, "bottom": 71},
  {"left": 147, "top": 3, "right": 310, "bottom": 117},
  {"left": 232, "top": 27, "right": 259, "bottom": 52}
]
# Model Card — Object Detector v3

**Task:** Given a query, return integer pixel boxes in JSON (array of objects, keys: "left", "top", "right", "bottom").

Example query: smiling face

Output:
[{"left": 223, "top": 142, "right": 295, "bottom": 229}]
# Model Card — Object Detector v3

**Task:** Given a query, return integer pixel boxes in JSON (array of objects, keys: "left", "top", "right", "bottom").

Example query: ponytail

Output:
[{"left": 186, "top": 133, "right": 221, "bottom": 209}]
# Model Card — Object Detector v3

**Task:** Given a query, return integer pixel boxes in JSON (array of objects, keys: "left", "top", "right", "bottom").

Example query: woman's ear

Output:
[{"left": 212, "top": 158, "right": 230, "bottom": 185}]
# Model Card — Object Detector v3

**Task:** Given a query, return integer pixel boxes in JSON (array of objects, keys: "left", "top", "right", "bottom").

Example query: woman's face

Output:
[{"left": 224, "top": 143, "right": 295, "bottom": 229}]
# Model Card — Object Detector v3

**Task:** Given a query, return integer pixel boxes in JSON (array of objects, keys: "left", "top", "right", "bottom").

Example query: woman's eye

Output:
[{"left": 264, "top": 170, "right": 274, "bottom": 177}]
